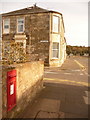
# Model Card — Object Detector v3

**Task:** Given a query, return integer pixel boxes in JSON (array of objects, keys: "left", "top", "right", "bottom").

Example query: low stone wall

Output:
[{"left": 2, "top": 61, "right": 44, "bottom": 118}]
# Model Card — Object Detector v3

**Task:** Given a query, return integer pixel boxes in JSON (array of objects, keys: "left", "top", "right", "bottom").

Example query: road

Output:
[
  {"left": 44, "top": 56, "right": 89, "bottom": 86},
  {"left": 18, "top": 56, "right": 89, "bottom": 118}
]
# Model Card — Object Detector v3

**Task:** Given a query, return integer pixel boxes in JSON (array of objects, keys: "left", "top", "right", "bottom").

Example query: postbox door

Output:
[{"left": 7, "top": 70, "right": 16, "bottom": 111}]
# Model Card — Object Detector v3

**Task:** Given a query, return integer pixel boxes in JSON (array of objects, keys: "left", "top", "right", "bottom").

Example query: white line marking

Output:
[
  {"left": 45, "top": 71, "right": 58, "bottom": 74},
  {"left": 64, "top": 73, "right": 71, "bottom": 75},
  {"left": 84, "top": 72, "right": 90, "bottom": 76},
  {"left": 44, "top": 78, "right": 89, "bottom": 86},
  {"left": 80, "top": 73, "right": 84, "bottom": 75},
  {"left": 71, "top": 69, "right": 80, "bottom": 72}
]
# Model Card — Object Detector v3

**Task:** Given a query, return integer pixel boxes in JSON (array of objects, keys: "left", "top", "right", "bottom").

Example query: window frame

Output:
[
  {"left": 52, "top": 15, "right": 60, "bottom": 33},
  {"left": 17, "top": 18, "right": 24, "bottom": 33},
  {"left": 52, "top": 42, "right": 59, "bottom": 59},
  {"left": 3, "top": 18, "right": 10, "bottom": 34}
]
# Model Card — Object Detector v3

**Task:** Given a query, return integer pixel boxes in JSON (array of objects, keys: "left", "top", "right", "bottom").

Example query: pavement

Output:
[{"left": 18, "top": 56, "right": 89, "bottom": 119}]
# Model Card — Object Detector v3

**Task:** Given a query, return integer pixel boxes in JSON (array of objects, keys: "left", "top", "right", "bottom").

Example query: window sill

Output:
[
  {"left": 51, "top": 32, "right": 60, "bottom": 34},
  {"left": 17, "top": 32, "right": 24, "bottom": 34},
  {"left": 3, "top": 33, "right": 10, "bottom": 35}
]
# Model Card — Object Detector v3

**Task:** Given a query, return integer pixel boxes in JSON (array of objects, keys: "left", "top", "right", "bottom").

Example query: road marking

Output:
[
  {"left": 80, "top": 73, "right": 84, "bottom": 75},
  {"left": 85, "top": 91, "right": 90, "bottom": 97},
  {"left": 74, "top": 60, "right": 85, "bottom": 70},
  {"left": 71, "top": 69, "right": 80, "bottom": 72},
  {"left": 44, "top": 78, "right": 89, "bottom": 86},
  {"left": 83, "top": 96, "right": 90, "bottom": 105},
  {"left": 45, "top": 71, "right": 58, "bottom": 74},
  {"left": 84, "top": 72, "right": 90, "bottom": 76},
  {"left": 64, "top": 73, "right": 71, "bottom": 75}
]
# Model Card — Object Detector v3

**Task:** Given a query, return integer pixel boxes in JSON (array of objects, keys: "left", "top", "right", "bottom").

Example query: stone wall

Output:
[
  {"left": 29, "top": 13, "right": 50, "bottom": 64},
  {"left": 2, "top": 61, "right": 44, "bottom": 118}
]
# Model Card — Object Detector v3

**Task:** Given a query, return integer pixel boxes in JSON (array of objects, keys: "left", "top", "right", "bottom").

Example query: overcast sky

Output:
[{"left": 0, "top": 0, "right": 89, "bottom": 46}]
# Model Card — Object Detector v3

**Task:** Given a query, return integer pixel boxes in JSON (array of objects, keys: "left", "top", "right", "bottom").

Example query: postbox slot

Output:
[{"left": 8, "top": 75, "right": 16, "bottom": 78}]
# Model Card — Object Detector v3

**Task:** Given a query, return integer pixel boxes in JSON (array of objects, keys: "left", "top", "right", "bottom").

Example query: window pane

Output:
[
  {"left": 53, "top": 16, "right": 59, "bottom": 33},
  {"left": 53, "top": 50, "right": 59, "bottom": 58},
  {"left": 52, "top": 42, "right": 59, "bottom": 58},
  {"left": 53, "top": 43, "right": 59, "bottom": 49},
  {"left": 3, "top": 19, "right": 10, "bottom": 33},
  {"left": 53, "top": 43, "right": 57, "bottom": 49},
  {"left": 53, "top": 50, "right": 56, "bottom": 58},
  {"left": 17, "top": 18, "right": 24, "bottom": 32},
  {"left": 18, "top": 20, "right": 24, "bottom": 24},
  {"left": 4, "top": 25, "right": 9, "bottom": 29},
  {"left": 18, "top": 25, "right": 23, "bottom": 32},
  {"left": 4, "top": 19, "right": 9, "bottom": 25}
]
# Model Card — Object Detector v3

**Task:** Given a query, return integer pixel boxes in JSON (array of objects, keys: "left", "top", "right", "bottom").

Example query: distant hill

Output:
[{"left": 66, "top": 45, "right": 90, "bottom": 56}]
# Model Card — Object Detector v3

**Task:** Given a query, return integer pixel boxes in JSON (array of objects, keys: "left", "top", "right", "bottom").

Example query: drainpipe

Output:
[
  {"left": 89, "top": 2, "right": 90, "bottom": 47},
  {"left": 0, "top": 14, "right": 2, "bottom": 61},
  {"left": 0, "top": 14, "right": 2, "bottom": 119}
]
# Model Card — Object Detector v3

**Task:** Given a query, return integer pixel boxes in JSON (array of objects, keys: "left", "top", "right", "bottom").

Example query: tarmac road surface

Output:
[{"left": 44, "top": 56, "right": 89, "bottom": 86}]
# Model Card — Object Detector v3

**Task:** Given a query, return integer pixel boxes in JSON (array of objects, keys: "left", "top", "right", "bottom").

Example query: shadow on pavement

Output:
[
  {"left": 19, "top": 82, "right": 88, "bottom": 119},
  {"left": 39, "top": 82, "right": 88, "bottom": 118}
]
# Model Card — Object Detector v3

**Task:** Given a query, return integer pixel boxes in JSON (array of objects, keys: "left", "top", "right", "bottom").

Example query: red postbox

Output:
[{"left": 7, "top": 70, "right": 16, "bottom": 111}]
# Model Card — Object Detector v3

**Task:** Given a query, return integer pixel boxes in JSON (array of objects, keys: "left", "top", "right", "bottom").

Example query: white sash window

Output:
[
  {"left": 17, "top": 18, "right": 24, "bottom": 33},
  {"left": 52, "top": 16, "right": 59, "bottom": 33},
  {"left": 3, "top": 19, "right": 10, "bottom": 34},
  {"left": 52, "top": 42, "right": 59, "bottom": 58}
]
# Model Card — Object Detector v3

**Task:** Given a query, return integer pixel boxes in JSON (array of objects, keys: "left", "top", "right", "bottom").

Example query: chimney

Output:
[{"left": 34, "top": 3, "right": 37, "bottom": 7}]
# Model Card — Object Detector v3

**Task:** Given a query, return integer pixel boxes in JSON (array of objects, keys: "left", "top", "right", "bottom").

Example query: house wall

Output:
[
  {"left": 0, "top": 14, "right": 2, "bottom": 120},
  {"left": 60, "top": 17, "right": 66, "bottom": 64},
  {"left": 2, "top": 11, "right": 66, "bottom": 67},
  {"left": 60, "top": 42, "right": 66, "bottom": 64},
  {"left": 30, "top": 13, "right": 50, "bottom": 65},
  {"left": 2, "top": 15, "right": 30, "bottom": 45},
  {"left": 49, "top": 13, "right": 66, "bottom": 67},
  {"left": 2, "top": 61, "right": 44, "bottom": 118},
  {"left": 2, "top": 13, "right": 50, "bottom": 64}
]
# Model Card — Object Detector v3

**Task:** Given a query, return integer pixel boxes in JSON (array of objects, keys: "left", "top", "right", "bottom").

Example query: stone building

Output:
[{"left": 2, "top": 4, "right": 66, "bottom": 67}]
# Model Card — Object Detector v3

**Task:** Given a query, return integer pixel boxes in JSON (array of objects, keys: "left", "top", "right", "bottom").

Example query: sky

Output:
[{"left": 0, "top": 0, "right": 89, "bottom": 46}]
